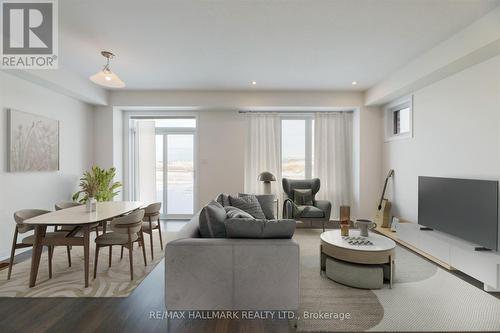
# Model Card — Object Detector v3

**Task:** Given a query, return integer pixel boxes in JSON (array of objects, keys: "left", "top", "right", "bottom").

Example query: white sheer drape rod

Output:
[{"left": 238, "top": 110, "right": 353, "bottom": 114}]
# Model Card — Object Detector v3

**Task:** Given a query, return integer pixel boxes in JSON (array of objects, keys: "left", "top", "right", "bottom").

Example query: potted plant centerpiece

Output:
[{"left": 73, "top": 166, "right": 122, "bottom": 211}]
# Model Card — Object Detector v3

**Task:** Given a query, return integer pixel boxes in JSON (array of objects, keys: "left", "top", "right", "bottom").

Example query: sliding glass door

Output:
[
  {"left": 159, "top": 132, "right": 195, "bottom": 218},
  {"left": 131, "top": 117, "right": 196, "bottom": 219}
]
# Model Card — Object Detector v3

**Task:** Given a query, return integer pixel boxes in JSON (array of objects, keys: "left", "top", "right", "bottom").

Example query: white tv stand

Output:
[{"left": 375, "top": 221, "right": 500, "bottom": 292}]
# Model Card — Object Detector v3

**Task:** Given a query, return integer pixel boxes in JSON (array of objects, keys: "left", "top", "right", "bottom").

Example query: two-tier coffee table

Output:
[{"left": 320, "top": 229, "right": 396, "bottom": 289}]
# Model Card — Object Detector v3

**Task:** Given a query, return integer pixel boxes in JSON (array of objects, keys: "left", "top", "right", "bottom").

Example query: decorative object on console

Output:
[
  {"left": 89, "top": 51, "right": 125, "bottom": 88},
  {"left": 355, "top": 219, "right": 377, "bottom": 237},
  {"left": 257, "top": 171, "right": 276, "bottom": 194},
  {"left": 390, "top": 216, "right": 399, "bottom": 232},
  {"left": 375, "top": 169, "right": 394, "bottom": 228},
  {"left": 340, "top": 205, "right": 350, "bottom": 236},
  {"left": 7, "top": 109, "right": 59, "bottom": 172}
]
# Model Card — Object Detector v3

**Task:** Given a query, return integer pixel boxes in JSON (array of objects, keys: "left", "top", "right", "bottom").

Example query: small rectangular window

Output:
[
  {"left": 385, "top": 96, "right": 413, "bottom": 141},
  {"left": 393, "top": 107, "right": 410, "bottom": 135}
]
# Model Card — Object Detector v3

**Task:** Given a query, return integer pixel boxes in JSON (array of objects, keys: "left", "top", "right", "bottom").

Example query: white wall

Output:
[
  {"left": 0, "top": 71, "right": 94, "bottom": 259},
  {"left": 383, "top": 55, "right": 500, "bottom": 223},
  {"left": 97, "top": 90, "right": 382, "bottom": 219},
  {"left": 196, "top": 110, "right": 246, "bottom": 209},
  {"left": 366, "top": 6, "right": 500, "bottom": 106}
]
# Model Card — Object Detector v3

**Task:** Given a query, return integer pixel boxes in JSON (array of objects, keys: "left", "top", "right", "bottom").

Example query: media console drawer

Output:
[
  {"left": 394, "top": 222, "right": 500, "bottom": 290},
  {"left": 448, "top": 239, "right": 500, "bottom": 288}
]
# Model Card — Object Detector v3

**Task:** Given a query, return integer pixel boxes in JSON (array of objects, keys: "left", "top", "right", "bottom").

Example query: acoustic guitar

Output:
[{"left": 375, "top": 169, "right": 394, "bottom": 228}]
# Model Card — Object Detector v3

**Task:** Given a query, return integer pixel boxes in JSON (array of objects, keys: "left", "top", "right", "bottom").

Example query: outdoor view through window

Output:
[
  {"left": 154, "top": 118, "right": 195, "bottom": 217},
  {"left": 281, "top": 118, "right": 314, "bottom": 179}
]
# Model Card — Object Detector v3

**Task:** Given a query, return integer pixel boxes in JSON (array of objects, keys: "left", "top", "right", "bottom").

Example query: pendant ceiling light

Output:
[{"left": 89, "top": 51, "right": 125, "bottom": 88}]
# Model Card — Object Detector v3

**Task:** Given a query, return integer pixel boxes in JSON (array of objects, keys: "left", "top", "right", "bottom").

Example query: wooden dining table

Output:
[{"left": 24, "top": 201, "right": 143, "bottom": 288}]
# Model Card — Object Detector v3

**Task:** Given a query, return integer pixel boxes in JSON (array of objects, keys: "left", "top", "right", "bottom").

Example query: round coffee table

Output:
[{"left": 320, "top": 230, "right": 396, "bottom": 288}]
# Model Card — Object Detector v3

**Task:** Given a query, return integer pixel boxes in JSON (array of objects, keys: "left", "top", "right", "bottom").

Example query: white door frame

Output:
[
  {"left": 157, "top": 128, "right": 196, "bottom": 220},
  {"left": 123, "top": 111, "right": 198, "bottom": 220}
]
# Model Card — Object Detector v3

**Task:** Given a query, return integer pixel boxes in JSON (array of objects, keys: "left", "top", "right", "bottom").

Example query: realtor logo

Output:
[{"left": 1, "top": 0, "right": 58, "bottom": 68}]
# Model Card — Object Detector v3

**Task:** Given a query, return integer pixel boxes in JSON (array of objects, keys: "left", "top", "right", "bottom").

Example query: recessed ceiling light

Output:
[
  {"left": 251, "top": 81, "right": 257, "bottom": 85},
  {"left": 351, "top": 81, "right": 357, "bottom": 86}
]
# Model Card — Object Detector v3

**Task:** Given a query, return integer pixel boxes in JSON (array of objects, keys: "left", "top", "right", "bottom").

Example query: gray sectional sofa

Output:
[{"left": 165, "top": 196, "right": 300, "bottom": 312}]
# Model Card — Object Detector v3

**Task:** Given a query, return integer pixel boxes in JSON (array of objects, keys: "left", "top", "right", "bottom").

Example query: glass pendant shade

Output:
[{"left": 90, "top": 69, "right": 125, "bottom": 88}]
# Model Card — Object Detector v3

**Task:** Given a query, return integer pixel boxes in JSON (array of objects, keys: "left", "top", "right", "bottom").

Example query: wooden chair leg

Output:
[
  {"left": 108, "top": 246, "right": 112, "bottom": 267},
  {"left": 128, "top": 237, "right": 134, "bottom": 280},
  {"left": 7, "top": 227, "right": 18, "bottom": 280},
  {"left": 66, "top": 246, "right": 72, "bottom": 267},
  {"left": 157, "top": 217, "right": 164, "bottom": 250},
  {"left": 140, "top": 230, "right": 147, "bottom": 266},
  {"left": 93, "top": 245, "right": 100, "bottom": 279},
  {"left": 149, "top": 219, "right": 154, "bottom": 260},
  {"left": 48, "top": 246, "right": 54, "bottom": 279},
  {"left": 120, "top": 246, "right": 124, "bottom": 259}
]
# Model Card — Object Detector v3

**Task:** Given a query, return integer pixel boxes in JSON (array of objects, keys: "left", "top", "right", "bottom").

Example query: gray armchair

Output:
[{"left": 282, "top": 178, "right": 332, "bottom": 231}]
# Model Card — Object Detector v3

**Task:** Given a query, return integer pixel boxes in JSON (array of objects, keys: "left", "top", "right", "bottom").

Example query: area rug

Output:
[
  {"left": 0, "top": 230, "right": 175, "bottom": 297},
  {"left": 294, "top": 229, "right": 500, "bottom": 332}
]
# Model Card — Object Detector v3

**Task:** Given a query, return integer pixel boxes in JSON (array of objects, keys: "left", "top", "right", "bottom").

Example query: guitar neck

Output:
[{"left": 378, "top": 170, "right": 394, "bottom": 207}]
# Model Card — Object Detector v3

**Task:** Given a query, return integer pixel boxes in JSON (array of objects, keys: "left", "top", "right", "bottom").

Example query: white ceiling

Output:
[{"left": 59, "top": 0, "right": 500, "bottom": 91}]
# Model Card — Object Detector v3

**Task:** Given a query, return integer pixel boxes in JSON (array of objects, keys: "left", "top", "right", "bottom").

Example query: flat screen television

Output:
[{"left": 418, "top": 176, "right": 499, "bottom": 250}]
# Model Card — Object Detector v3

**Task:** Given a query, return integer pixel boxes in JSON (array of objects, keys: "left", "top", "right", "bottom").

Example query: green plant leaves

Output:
[{"left": 72, "top": 166, "right": 122, "bottom": 203}]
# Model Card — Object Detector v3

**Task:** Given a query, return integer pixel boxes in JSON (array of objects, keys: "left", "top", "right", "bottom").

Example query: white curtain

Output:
[
  {"left": 244, "top": 113, "right": 281, "bottom": 196},
  {"left": 136, "top": 121, "right": 156, "bottom": 205},
  {"left": 314, "top": 112, "right": 353, "bottom": 215}
]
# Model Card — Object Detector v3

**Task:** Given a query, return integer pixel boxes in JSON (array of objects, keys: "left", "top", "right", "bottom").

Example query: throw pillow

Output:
[
  {"left": 224, "top": 206, "right": 254, "bottom": 219},
  {"left": 215, "top": 193, "right": 231, "bottom": 207},
  {"left": 225, "top": 218, "right": 296, "bottom": 239},
  {"left": 199, "top": 200, "right": 227, "bottom": 238},
  {"left": 229, "top": 195, "right": 266, "bottom": 219},
  {"left": 239, "top": 193, "right": 275, "bottom": 219},
  {"left": 293, "top": 189, "right": 313, "bottom": 206}
]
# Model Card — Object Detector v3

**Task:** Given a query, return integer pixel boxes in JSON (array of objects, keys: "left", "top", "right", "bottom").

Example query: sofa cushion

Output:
[
  {"left": 215, "top": 193, "right": 231, "bottom": 207},
  {"left": 296, "top": 205, "right": 325, "bottom": 218},
  {"left": 224, "top": 206, "right": 253, "bottom": 219},
  {"left": 225, "top": 218, "right": 296, "bottom": 239},
  {"left": 293, "top": 189, "right": 314, "bottom": 206},
  {"left": 199, "top": 200, "right": 227, "bottom": 238},
  {"left": 239, "top": 193, "right": 275, "bottom": 219},
  {"left": 229, "top": 195, "right": 266, "bottom": 219},
  {"left": 177, "top": 214, "right": 201, "bottom": 239}
]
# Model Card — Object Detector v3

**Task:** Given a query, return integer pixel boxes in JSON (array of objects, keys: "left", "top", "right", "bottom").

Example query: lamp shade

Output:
[
  {"left": 257, "top": 171, "right": 276, "bottom": 183},
  {"left": 90, "top": 69, "right": 125, "bottom": 88}
]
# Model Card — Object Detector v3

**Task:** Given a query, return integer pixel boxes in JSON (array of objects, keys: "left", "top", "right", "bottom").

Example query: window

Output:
[
  {"left": 129, "top": 116, "right": 197, "bottom": 219},
  {"left": 281, "top": 117, "right": 313, "bottom": 179},
  {"left": 393, "top": 107, "right": 410, "bottom": 135},
  {"left": 385, "top": 95, "right": 413, "bottom": 141}
]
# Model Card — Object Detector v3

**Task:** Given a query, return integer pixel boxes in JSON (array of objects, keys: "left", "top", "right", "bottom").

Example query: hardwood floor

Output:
[
  {"left": 1, "top": 221, "right": 497, "bottom": 333},
  {"left": 0, "top": 221, "right": 293, "bottom": 333}
]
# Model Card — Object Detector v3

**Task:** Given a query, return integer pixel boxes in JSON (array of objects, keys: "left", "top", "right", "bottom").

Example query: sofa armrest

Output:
[
  {"left": 165, "top": 238, "right": 300, "bottom": 311},
  {"left": 283, "top": 198, "right": 295, "bottom": 219},
  {"left": 314, "top": 200, "right": 332, "bottom": 220}
]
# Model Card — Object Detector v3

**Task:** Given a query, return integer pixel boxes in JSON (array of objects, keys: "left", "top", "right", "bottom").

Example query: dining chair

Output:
[
  {"left": 93, "top": 209, "right": 147, "bottom": 280},
  {"left": 141, "top": 202, "right": 163, "bottom": 260},
  {"left": 8, "top": 209, "right": 69, "bottom": 280},
  {"left": 55, "top": 202, "right": 101, "bottom": 236},
  {"left": 54, "top": 202, "right": 100, "bottom": 267}
]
